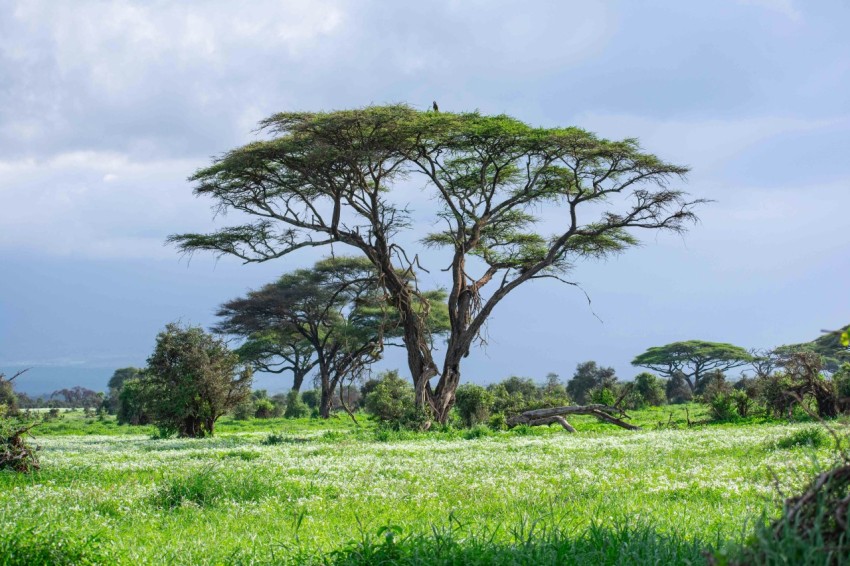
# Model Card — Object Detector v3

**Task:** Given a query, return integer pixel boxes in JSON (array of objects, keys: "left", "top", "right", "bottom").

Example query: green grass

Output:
[{"left": 0, "top": 407, "right": 843, "bottom": 564}]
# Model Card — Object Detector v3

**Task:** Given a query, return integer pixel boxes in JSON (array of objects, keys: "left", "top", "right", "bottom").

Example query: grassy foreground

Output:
[{"left": 0, "top": 409, "right": 840, "bottom": 565}]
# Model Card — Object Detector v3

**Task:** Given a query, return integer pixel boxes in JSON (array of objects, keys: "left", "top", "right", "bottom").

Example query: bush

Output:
[
  {"left": 665, "top": 373, "right": 693, "bottom": 404},
  {"left": 758, "top": 372, "right": 795, "bottom": 418},
  {"left": 488, "top": 413, "right": 508, "bottom": 431},
  {"left": 142, "top": 323, "right": 252, "bottom": 437},
  {"left": 708, "top": 392, "right": 737, "bottom": 421},
  {"left": 454, "top": 383, "right": 492, "bottom": 427},
  {"left": 254, "top": 398, "right": 276, "bottom": 419},
  {"left": 364, "top": 370, "right": 424, "bottom": 429},
  {"left": 632, "top": 372, "right": 666, "bottom": 408},
  {"left": 589, "top": 386, "right": 616, "bottom": 407},
  {"left": 773, "top": 427, "right": 830, "bottom": 450},
  {"left": 283, "top": 390, "right": 309, "bottom": 419},
  {"left": 231, "top": 400, "right": 255, "bottom": 421},
  {"left": 0, "top": 418, "right": 40, "bottom": 473},
  {"left": 301, "top": 389, "right": 320, "bottom": 410},
  {"left": 462, "top": 424, "right": 491, "bottom": 439}
]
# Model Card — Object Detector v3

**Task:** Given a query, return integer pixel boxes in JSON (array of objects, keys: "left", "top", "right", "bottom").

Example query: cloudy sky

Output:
[{"left": 1, "top": 0, "right": 848, "bottom": 394}]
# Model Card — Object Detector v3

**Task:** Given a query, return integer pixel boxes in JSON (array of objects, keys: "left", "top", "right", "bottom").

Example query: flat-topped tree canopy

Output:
[
  {"left": 170, "top": 104, "right": 703, "bottom": 423},
  {"left": 632, "top": 340, "right": 753, "bottom": 393}
]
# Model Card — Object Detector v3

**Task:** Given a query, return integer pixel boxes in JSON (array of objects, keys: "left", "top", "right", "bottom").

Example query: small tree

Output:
[
  {"left": 0, "top": 371, "right": 23, "bottom": 416},
  {"left": 142, "top": 323, "right": 252, "bottom": 437},
  {"left": 566, "top": 361, "right": 617, "bottom": 405},
  {"left": 632, "top": 372, "right": 666, "bottom": 407},
  {"left": 632, "top": 340, "right": 752, "bottom": 394},
  {"left": 103, "top": 367, "right": 144, "bottom": 414},
  {"left": 283, "top": 390, "right": 310, "bottom": 418},
  {"left": 665, "top": 372, "right": 693, "bottom": 404},
  {"left": 116, "top": 378, "right": 150, "bottom": 425},
  {"left": 454, "top": 383, "right": 493, "bottom": 427},
  {"left": 364, "top": 370, "right": 418, "bottom": 427}
]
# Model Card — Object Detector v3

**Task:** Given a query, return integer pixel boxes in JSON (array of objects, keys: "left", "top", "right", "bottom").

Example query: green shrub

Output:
[
  {"left": 462, "top": 424, "right": 491, "bottom": 440},
  {"left": 231, "top": 400, "right": 255, "bottom": 421},
  {"left": 283, "top": 390, "right": 309, "bottom": 419},
  {"left": 708, "top": 393, "right": 737, "bottom": 421},
  {"left": 364, "top": 370, "right": 419, "bottom": 428},
  {"left": 589, "top": 386, "right": 616, "bottom": 407},
  {"left": 488, "top": 413, "right": 508, "bottom": 431},
  {"left": 773, "top": 427, "right": 830, "bottom": 450},
  {"left": 301, "top": 389, "right": 320, "bottom": 409},
  {"left": 632, "top": 372, "right": 666, "bottom": 408},
  {"left": 759, "top": 373, "right": 796, "bottom": 418},
  {"left": 254, "top": 398, "right": 276, "bottom": 419},
  {"left": 454, "top": 383, "right": 492, "bottom": 427},
  {"left": 261, "top": 432, "right": 287, "bottom": 445}
]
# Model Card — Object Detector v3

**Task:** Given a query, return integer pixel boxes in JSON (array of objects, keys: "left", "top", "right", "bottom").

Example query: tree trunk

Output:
[
  {"left": 292, "top": 369, "right": 307, "bottom": 393},
  {"left": 507, "top": 405, "right": 640, "bottom": 432},
  {"left": 431, "top": 356, "right": 463, "bottom": 424},
  {"left": 319, "top": 385, "right": 332, "bottom": 419}
]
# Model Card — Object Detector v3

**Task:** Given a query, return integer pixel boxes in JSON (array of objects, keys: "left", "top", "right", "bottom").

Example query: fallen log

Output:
[{"left": 506, "top": 404, "right": 640, "bottom": 433}]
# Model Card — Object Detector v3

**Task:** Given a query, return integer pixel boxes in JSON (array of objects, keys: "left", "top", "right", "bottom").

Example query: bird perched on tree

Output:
[{"left": 432, "top": 100, "right": 439, "bottom": 112}]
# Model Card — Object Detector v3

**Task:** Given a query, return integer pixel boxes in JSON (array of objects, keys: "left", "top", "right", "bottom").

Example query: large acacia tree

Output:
[
  {"left": 216, "top": 256, "right": 448, "bottom": 418},
  {"left": 632, "top": 340, "right": 752, "bottom": 394},
  {"left": 171, "top": 105, "right": 702, "bottom": 423}
]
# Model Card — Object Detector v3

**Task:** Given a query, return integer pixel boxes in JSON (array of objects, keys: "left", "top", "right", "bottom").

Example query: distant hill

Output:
[{"left": 776, "top": 324, "right": 850, "bottom": 372}]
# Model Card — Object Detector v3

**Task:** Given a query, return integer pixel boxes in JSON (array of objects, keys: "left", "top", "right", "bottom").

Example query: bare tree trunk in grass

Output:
[{"left": 507, "top": 405, "right": 640, "bottom": 432}]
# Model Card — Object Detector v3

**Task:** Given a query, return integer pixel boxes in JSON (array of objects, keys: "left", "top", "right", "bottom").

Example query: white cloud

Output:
[{"left": 0, "top": 152, "right": 208, "bottom": 258}]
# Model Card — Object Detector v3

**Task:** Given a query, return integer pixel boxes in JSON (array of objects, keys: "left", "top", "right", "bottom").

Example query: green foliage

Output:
[
  {"left": 103, "top": 367, "right": 143, "bottom": 414},
  {"left": 567, "top": 361, "right": 617, "bottom": 405},
  {"left": 835, "top": 363, "right": 850, "bottom": 412},
  {"left": 141, "top": 323, "right": 252, "bottom": 438},
  {"left": 772, "top": 427, "right": 830, "bottom": 450},
  {"left": 231, "top": 400, "right": 254, "bottom": 421},
  {"left": 589, "top": 387, "right": 616, "bottom": 407},
  {"left": 487, "top": 375, "right": 572, "bottom": 417},
  {"left": 454, "top": 383, "right": 493, "bottom": 427},
  {"left": 283, "top": 390, "right": 310, "bottom": 419},
  {"left": 757, "top": 372, "right": 795, "bottom": 418},
  {"left": 632, "top": 340, "right": 752, "bottom": 393},
  {"left": 364, "top": 370, "right": 421, "bottom": 428},
  {"left": 0, "top": 526, "right": 108, "bottom": 566},
  {"left": 115, "top": 378, "right": 149, "bottom": 425},
  {"left": 487, "top": 413, "right": 508, "bottom": 431},
  {"left": 172, "top": 104, "right": 698, "bottom": 420},
  {"left": 664, "top": 373, "right": 693, "bottom": 404},
  {"left": 300, "top": 389, "right": 320, "bottom": 410},
  {"left": 630, "top": 372, "right": 666, "bottom": 408},
  {"left": 0, "top": 374, "right": 18, "bottom": 416},
  {"left": 254, "top": 398, "right": 277, "bottom": 419},
  {"left": 775, "top": 324, "right": 850, "bottom": 373}
]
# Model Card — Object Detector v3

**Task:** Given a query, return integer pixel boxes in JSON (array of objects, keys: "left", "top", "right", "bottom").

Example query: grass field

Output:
[{"left": 0, "top": 408, "right": 841, "bottom": 565}]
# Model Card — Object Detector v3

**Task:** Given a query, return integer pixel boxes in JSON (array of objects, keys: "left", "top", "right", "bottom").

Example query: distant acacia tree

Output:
[
  {"left": 632, "top": 340, "right": 752, "bottom": 394},
  {"left": 216, "top": 256, "right": 448, "bottom": 418},
  {"left": 50, "top": 386, "right": 102, "bottom": 410},
  {"left": 171, "top": 105, "right": 702, "bottom": 423},
  {"left": 143, "top": 323, "right": 252, "bottom": 437}
]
